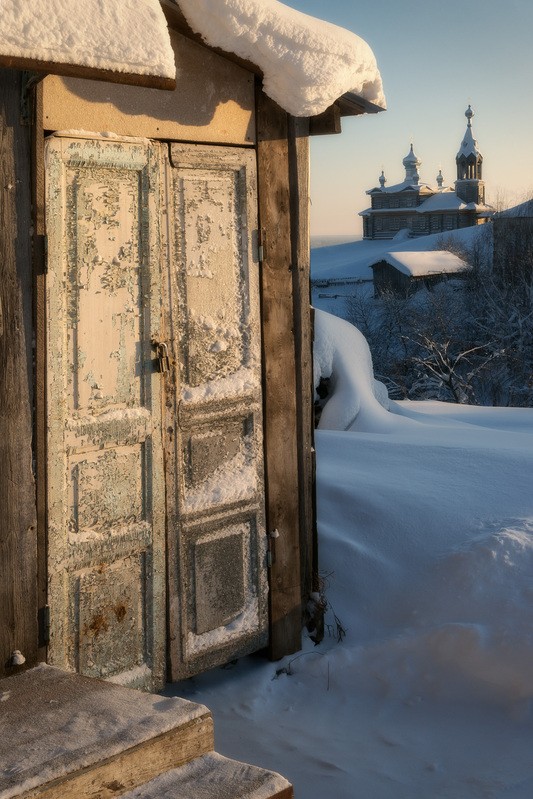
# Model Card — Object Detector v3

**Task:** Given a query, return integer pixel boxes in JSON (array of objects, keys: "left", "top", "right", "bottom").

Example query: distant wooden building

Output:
[
  {"left": 492, "top": 199, "right": 533, "bottom": 285},
  {"left": 361, "top": 106, "right": 492, "bottom": 240},
  {"left": 371, "top": 250, "right": 469, "bottom": 298},
  {"left": 0, "top": 0, "right": 384, "bottom": 689}
]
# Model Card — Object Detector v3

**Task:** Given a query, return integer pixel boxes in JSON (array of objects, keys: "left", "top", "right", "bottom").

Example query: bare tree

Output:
[{"left": 345, "top": 220, "right": 533, "bottom": 407}]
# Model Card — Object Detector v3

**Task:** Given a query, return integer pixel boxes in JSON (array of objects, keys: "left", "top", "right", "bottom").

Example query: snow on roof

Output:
[
  {"left": 311, "top": 224, "right": 490, "bottom": 282},
  {"left": 416, "top": 192, "right": 492, "bottom": 214},
  {"left": 366, "top": 180, "right": 433, "bottom": 195},
  {"left": 457, "top": 125, "right": 481, "bottom": 159},
  {"left": 362, "top": 187, "right": 493, "bottom": 214},
  {"left": 372, "top": 250, "right": 469, "bottom": 278},
  {"left": 457, "top": 106, "right": 482, "bottom": 160},
  {"left": 175, "top": 0, "right": 386, "bottom": 117},
  {"left": 415, "top": 192, "right": 467, "bottom": 213},
  {"left": 0, "top": 0, "right": 175, "bottom": 84}
]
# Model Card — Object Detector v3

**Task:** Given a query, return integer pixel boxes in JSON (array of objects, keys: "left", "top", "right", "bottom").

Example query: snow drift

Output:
[{"left": 171, "top": 311, "right": 533, "bottom": 798}]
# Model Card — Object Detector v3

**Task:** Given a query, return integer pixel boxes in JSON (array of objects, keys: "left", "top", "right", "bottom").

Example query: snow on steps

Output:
[
  {"left": 0, "top": 665, "right": 291, "bottom": 799},
  {"left": 120, "top": 752, "right": 293, "bottom": 799}
]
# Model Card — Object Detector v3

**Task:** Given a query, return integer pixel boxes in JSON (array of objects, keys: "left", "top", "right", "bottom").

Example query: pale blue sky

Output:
[{"left": 284, "top": 0, "right": 533, "bottom": 235}]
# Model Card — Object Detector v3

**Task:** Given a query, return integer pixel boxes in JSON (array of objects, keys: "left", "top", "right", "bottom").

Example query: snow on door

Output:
[
  {"left": 45, "top": 136, "right": 166, "bottom": 690},
  {"left": 164, "top": 144, "right": 268, "bottom": 680}
]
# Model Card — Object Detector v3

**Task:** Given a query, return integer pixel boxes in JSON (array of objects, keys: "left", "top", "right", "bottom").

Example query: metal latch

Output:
[{"left": 153, "top": 340, "right": 170, "bottom": 374}]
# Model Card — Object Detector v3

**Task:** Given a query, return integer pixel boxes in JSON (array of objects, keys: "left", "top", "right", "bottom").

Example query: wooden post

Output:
[
  {"left": 256, "top": 91, "right": 302, "bottom": 659},
  {"left": 287, "top": 117, "right": 317, "bottom": 603},
  {"left": 0, "top": 69, "right": 38, "bottom": 674}
]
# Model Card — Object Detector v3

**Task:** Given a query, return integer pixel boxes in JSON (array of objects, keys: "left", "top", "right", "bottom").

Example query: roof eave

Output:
[
  {"left": 336, "top": 91, "right": 385, "bottom": 118},
  {"left": 0, "top": 53, "right": 176, "bottom": 90},
  {"left": 161, "top": 1, "right": 385, "bottom": 120}
]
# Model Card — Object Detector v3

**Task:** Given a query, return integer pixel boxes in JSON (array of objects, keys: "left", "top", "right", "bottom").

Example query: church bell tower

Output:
[{"left": 455, "top": 105, "right": 485, "bottom": 204}]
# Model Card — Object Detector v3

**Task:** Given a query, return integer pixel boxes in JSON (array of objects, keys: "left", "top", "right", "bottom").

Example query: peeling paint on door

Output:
[
  {"left": 45, "top": 136, "right": 166, "bottom": 690},
  {"left": 165, "top": 144, "right": 268, "bottom": 680},
  {"left": 45, "top": 136, "right": 268, "bottom": 687}
]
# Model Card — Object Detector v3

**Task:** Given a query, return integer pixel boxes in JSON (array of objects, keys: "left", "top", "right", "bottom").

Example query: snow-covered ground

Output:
[
  {"left": 311, "top": 225, "right": 492, "bottom": 321},
  {"left": 168, "top": 309, "right": 533, "bottom": 799},
  {"left": 311, "top": 225, "right": 489, "bottom": 283}
]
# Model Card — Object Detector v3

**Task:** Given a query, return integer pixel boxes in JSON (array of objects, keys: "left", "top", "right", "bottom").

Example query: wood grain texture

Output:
[
  {"left": 288, "top": 117, "right": 317, "bottom": 603},
  {"left": 0, "top": 69, "right": 38, "bottom": 675},
  {"left": 42, "top": 31, "right": 255, "bottom": 146},
  {"left": 309, "top": 103, "right": 342, "bottom": 136},
  {"left": 256, "top": 91, "right": 302, "bottom": 659},
  {"left": 270, "top": 788, "right": 294, "bottom": 799},
  {"left": 31, "top": 81, "right": 48, "bottom": 659},
  {"left": 18, "top": 715, "right": 214, "bottom": 799},
  {"left": 0, "top": 55, "right": 175, "bottom": 91}
]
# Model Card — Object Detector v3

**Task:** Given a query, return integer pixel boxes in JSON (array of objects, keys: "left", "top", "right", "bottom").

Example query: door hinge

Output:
[
  {"left": 258, "top": 228, "right": 266, "bottom": 264},
  {"left": 267, "top": 550, "right": 273, "bottom": 568},
  {"left": 39, "top": 604, "right": 50, "bottom": 646},
  {"left": 20, "top": 71, "right": 45, "bottom": 125}
]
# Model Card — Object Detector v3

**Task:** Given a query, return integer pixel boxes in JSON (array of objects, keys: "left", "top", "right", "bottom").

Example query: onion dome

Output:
[{"left": 403, "top": 143, "right": 421, "bottom": 182}]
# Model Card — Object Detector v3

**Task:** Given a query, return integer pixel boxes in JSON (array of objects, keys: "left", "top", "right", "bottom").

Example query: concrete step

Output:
[
  {"left": 0, "top": 664, "right": 213, "bottom": 799},
  {"left": 120, "top": 752, "right": 293, "bottom": 799}
]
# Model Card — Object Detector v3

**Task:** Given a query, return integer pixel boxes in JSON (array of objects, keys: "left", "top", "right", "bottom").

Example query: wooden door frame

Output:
[
  {"left": 0, "top": 70, "right": 39, "bottom": 675},
  {"left": 256, "top": 90, "right": 315, "bottom": 660}
]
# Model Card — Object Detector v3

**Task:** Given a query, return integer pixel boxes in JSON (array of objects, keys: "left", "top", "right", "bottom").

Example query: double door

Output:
[{"left": 45, "top": 135, "right": 268, "bottom": 688}]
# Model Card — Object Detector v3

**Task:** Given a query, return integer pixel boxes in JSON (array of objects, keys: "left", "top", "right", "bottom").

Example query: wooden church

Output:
[{"left": 361, "top": 106, "right": 493, "bottom": 240}]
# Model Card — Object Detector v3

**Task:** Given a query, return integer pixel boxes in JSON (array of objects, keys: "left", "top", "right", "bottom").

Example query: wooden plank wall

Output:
[
  {"left": 42, "top": 31, "right": 255, "bottom": 147},
  {"left": 257, "top": 91, "right": 316, "bottom": 659},
  {"left": 0, "top": 70, "right": 38, "bottom": 675}
]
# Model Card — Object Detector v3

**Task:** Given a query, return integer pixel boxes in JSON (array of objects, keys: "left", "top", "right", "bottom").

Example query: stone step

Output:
[
  {"left": 0, "top": 665, "right": 214, "bottom": 799},
  {"left": 120, "top": 752, "right": 293, "bottom": 799}
]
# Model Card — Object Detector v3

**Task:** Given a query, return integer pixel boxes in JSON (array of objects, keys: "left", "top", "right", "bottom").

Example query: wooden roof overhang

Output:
[
  {"left": 0, "top": 54, "right": 176, "bottom": 91},
  {"left": 0, "top": 0, "right": 384, "bottom": 119},
  {"left": 160, "top": 0, "right": 384, "bottom": 134}
]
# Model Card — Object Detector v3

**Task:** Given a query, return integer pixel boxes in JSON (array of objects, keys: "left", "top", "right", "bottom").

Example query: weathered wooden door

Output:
[
  {"left": 164, "top": 143, "right": 268, "bottom": 680},
  {"left": 45, "top": 135, "right": 166, "bottom": 690},
  {"left": 45, "top": 135, "right": 268, "bottom": 686}
]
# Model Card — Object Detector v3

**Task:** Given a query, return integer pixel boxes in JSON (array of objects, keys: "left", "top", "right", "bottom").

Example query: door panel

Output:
[
  {"left": 45, "top": 136, "right": 165, "bottom": 690},
  {"left": 165, "top": 143, "right": 268, "bottom": 680}
]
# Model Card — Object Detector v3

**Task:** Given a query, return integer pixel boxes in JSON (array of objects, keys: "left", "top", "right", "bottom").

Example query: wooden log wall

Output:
[{"left": 0, "top": 70, "right": 38, "bottom": 675}]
